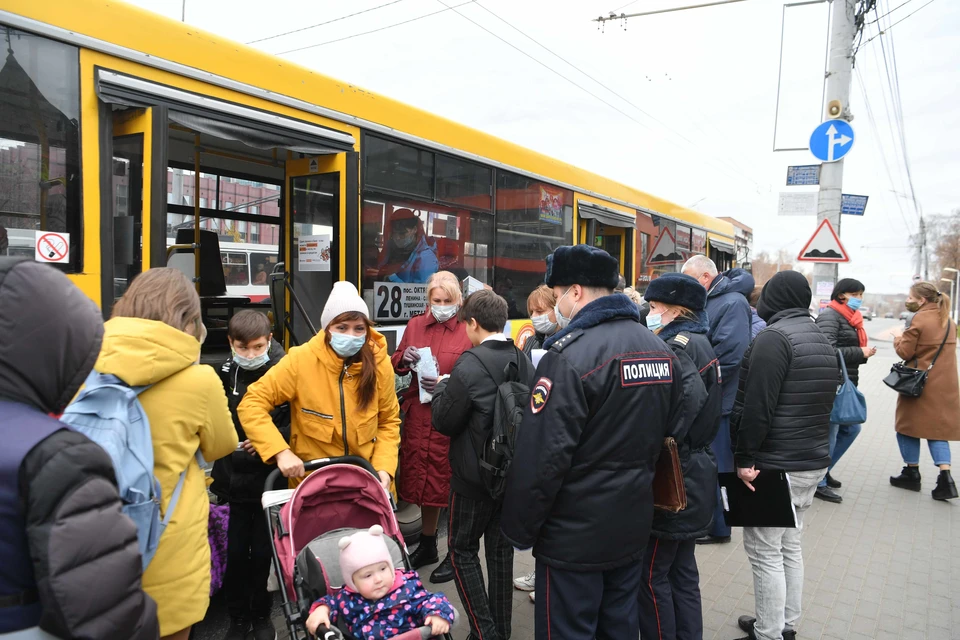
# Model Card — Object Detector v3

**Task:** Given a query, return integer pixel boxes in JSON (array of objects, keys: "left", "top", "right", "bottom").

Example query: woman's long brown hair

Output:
[
  {"left": 324, "top": 311, "right": 378, "bottom": 409},
  {"left": 911, "top": 281, "right": 951, "bottom": 328}
]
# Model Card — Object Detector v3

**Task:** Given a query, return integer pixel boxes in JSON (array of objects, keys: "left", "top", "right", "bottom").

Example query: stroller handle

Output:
[{"left": 263, "top": 455, "right": 379, "bottom": 494}]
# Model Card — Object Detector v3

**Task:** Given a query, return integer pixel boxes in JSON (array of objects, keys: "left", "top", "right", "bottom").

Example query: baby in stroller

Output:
[{"left": 305, "top": 525, "right": 455, "bottom": 639}]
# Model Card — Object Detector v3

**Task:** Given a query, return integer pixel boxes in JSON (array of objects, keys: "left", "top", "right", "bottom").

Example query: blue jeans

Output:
[
  {"left": 818, "top": 423, "right": 862, "bottom": 487},
  {"left": 896, "top": 433, "right": 952, "bottom": 466},
  {"left": 710, "top": 415, "right": 733, "bottom": 538}
]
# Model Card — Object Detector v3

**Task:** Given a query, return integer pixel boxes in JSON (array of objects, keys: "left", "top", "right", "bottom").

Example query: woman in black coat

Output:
[
  {"left": 813, "top": 278, "right": 877, "bottom": 503},
  {"left": 637, "top": 274, "right": 722, "bottom": 640}
]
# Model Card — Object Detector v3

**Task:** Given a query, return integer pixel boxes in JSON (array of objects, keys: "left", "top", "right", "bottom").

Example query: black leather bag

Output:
[{"left": 883, "top": 323, "right": 950, "bottom": 397}]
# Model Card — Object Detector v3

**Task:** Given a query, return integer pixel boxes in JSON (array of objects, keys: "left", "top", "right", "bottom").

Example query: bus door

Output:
[
  {"left": 284, "top": 154, "right": 353, "bottom": 346},
  {"left": 577, "top": 202, "right": 635, "bottom": 283},
  {"left": 104, "top": 107, "right": 166, "bottom": 313}
]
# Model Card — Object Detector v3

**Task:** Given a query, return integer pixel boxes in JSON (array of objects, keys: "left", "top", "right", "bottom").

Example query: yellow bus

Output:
[{"left": 0, "top": 0, "right": 737, "bottom": 356}]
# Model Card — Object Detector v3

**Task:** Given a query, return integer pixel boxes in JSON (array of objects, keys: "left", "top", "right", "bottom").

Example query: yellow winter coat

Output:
[
  {"left": 95, "top": 317, "right": 237, "bottom": 636},
  {"left": 238, "top": 330, "right": 401, "bottom": 484}
]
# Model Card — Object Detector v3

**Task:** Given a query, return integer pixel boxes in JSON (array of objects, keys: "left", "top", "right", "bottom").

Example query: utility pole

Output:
[{"left": 814, "top": 0, "right": 857, "bottom": 286}]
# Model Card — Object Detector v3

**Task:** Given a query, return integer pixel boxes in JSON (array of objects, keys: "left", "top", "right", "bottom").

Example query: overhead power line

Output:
[
  {"left": 861, "top": 0, "right": 939, "bottom": 46},
  {"left": 274, "top": 1, "right": 475, "bottom": 55},
  {"left": 439, "top": 0, "right": 761, "bottom": 189},
  {"left": 247, "top": 0, "right": 409, "bottom": 45}
]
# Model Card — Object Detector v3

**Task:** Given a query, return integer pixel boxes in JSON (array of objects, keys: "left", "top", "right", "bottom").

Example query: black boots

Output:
[
  {"left": 890, "top": 465, "right": 922, "bottom": 491},
  {"left": 932, "top": 470, "right": 958, "bottom": 501},
  {"left": 409, "top": 534, "right": 439, "bottom": 569}
]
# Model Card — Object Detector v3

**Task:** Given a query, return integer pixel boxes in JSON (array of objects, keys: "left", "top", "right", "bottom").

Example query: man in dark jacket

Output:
[
  {"left": 432, "top": 290, "right": 534, "bottom": 640},
  {"left": 682, "top": 256, "right": 754, "bottom": 543},
  {"left": 211, "top": 310, "right": 290, "bottom": 640},
  {"left": 813, "top": 278, "right": 876, "bottom": 503},
  {"left": 0, "top": 257, "right": 158, "bottom": 639},
  {"left": 730, "top": 270, "right": 838, "bottom": 640},
  {"left": 501, "top": 245, "right": 686, "bottom": 640}
]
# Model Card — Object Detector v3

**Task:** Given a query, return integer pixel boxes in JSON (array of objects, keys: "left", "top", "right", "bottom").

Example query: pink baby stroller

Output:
[{"left": 263, "top": 457, "right": 455, "bottom": 640}]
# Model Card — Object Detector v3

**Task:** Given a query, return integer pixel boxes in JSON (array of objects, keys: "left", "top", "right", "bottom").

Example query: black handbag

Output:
[{"left": 883, "top": 323, "right": 951, "bottom": 397}]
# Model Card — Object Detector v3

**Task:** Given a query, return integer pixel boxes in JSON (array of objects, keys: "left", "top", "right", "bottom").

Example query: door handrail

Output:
[{"left": 269, "top": 262, "right": 317, "bottom": 347}]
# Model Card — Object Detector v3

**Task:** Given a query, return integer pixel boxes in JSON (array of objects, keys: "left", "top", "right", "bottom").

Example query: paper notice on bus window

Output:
[
  {"left": 373, "top": 282, "right": 429, "bottom": 321},
  {"left": 299, "top": 235, "right": 330, "bottom": 272}
]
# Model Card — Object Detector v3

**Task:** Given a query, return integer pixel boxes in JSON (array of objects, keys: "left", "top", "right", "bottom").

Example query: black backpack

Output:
[{"left": 468, "top": 347, "right": 531, "bottom": 499}]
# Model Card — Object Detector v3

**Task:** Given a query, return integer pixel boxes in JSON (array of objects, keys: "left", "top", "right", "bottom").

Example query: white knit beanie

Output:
[{"left": 321, "top": 281, "right": 369, "bottom": 330}]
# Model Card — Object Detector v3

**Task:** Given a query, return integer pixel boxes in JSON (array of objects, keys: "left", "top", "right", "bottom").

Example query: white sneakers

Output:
[
  {"left": 514, "top": 570, "right": 536, "bottom": 603},
  {"left": 513, "top": 570, "right": 535, "bottom": 591}
]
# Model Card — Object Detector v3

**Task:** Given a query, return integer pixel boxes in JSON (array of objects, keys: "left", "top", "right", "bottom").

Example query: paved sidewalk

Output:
[{"left": 211, "top": 322, "right": 957, "bottom": 640}]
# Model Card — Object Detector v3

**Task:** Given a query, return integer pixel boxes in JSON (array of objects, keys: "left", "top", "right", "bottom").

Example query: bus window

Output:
[
  {"left": 250, "top": 252, "right": 278, "bottom": 285},
  {"left": 0, "top": 29, "right": 82, "bottom": 271},
  {"left": 222, "top": 252, "right": 249, "bottom": 286}
]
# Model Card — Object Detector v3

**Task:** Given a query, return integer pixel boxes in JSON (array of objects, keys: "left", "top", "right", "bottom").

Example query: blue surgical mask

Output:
[
  {"left": 846, "top": 297, "right": 863, "bottom": 312},
  {"left": 554, "top": 287, "right": 578, "bottom": 330},
  {"left": 329, "top": 332, "right": 366, "bottom": 358},
  {"left": 233, "top": 346, "right": 271, "bottom": 371},
  {"left": 645, "top": 313, "right": 663, "bottom": 332}
]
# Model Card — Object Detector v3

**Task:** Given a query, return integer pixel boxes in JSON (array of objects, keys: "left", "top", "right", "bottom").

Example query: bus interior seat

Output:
[
  {"left": 171, "top": 229, "right": 249, "bottom": 358},
  {"left": 173, "top": 229, "right": 228, "bottom": 297}
]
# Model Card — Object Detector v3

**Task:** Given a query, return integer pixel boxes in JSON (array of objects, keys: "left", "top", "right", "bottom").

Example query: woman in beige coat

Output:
[
  {"left": 96, "top": 269, "right": 237, "bottom": 639},
  {"left": 890, "top": 281, "right": 960, "bottom": 500}
]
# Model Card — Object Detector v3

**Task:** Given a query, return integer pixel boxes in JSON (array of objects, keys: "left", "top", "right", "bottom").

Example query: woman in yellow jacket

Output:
[
  {"left": 95, "top": 268, "right": 238, "bottom": 640},
  {"left": 239, "top": 281, "right": 401, "bottom": 491}
]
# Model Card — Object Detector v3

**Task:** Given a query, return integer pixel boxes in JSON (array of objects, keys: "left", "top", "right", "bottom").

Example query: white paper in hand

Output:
[{"left": 414, "top": 346, "right": 439, "bottom": 403}]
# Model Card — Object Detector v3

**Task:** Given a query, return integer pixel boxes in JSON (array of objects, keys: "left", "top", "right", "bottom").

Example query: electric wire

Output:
[
  {"left": 273, "top": 1, "right": 476, "bottom": 55},
  {"left": 854, "top": 64, "right": 913, "bottom": 234},
  {"left": 875, "top": 1, "right": 920, "bottom": 223},
  {"left": 860, "top": 0, "right": 939, "bottom": 46},
  {"left": 247, "top": 0, "right": 409, "bottom": 45},
  {"left": 442, "top": 0, "right": 762, "bottom": 189}
]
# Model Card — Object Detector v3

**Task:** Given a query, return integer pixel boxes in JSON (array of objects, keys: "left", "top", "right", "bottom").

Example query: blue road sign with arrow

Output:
[{"left": 809, "top": 119, "right": 855, "bottom": 163}]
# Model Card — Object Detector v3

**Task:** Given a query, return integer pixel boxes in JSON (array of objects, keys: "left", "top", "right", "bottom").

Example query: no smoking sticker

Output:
[{"left": 35, "top": 231, "right": 70, "bottom": 264}]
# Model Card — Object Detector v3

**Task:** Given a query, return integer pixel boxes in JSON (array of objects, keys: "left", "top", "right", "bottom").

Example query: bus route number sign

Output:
[{"left": 374, "top": 282, "right": 428, "bottom": 321}]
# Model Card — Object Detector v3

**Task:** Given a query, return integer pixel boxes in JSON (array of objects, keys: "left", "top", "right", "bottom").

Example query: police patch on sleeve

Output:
[
  {"left": 530, "top": 377, "right": 553, "bottom": 413},
  {"left": 620, "top": 357, "right": 673, "bottom": 387}
]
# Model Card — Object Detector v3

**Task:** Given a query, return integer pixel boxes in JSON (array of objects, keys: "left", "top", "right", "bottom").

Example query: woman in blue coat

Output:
[{"left": 638, "top": 274, "right": 723, "bottom": 640}]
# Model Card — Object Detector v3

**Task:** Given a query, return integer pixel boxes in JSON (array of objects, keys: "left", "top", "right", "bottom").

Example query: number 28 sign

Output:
[{"left": 373, "top": 282, "right": 429, "bottom": 321}]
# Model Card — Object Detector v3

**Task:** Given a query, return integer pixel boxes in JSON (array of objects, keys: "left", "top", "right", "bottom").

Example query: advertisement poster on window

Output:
[
  {"left": 298, "top": 235, "right": 331, "bottom": 271},
  {"left": 373, "top": 281, "right": 429, "bottom": 321},
  {"left": 538, "top": 185, "right": 564, "bottom": 226},
  {"left": 691, "top": 228, "right": 707, "bottom": 255},
  {"left": 676, "top": 225, "right": 692, "bottom": 252}
]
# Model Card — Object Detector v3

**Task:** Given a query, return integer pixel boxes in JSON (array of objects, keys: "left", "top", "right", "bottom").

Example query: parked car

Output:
[
  {"left": 885, "top": 312, "right": 895, "bottom": 319},
  {"left": 899, "top": 311, "right": 910, "bottom": 321}
]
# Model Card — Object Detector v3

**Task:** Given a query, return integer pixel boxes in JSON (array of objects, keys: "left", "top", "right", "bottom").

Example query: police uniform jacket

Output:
[
  {"left": 501, "top": 293, "right": 688, "bottom": 572},
  {"left": 651, "top": 313, "right": 722, "bottom": 541}
]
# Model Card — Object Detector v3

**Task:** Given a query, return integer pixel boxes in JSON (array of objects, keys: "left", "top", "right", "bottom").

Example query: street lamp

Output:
[{"left": 944, "top": 268, "right": 960, "bottom": 322}]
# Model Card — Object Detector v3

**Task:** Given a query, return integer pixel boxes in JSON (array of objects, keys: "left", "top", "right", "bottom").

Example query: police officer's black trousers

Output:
[
  {"left": 224, "top": 501, "right": 274, "bottom": 619},
  {"left": 637, "top": 537, "right": 703, "bottom": 640},
  {"left": 533, "top": 558, "right": 643, "bottom": 640}
]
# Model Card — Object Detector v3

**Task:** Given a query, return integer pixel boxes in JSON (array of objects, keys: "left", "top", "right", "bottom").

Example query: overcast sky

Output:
[{"left": 128, "top": 0, "right": 959, "bottom": 294}]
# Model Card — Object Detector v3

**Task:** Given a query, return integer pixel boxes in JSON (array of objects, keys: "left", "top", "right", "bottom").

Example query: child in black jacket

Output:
[
  {"left": 211, "top": 310, "right": 290, "bottom": 640},
  {"left": 432, "top": 290, "right": 534, "bottom": 640}
]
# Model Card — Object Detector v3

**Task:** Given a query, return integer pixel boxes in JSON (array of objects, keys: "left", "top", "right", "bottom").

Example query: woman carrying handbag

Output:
[
  {"left": 813, "top": 279, "right": 876, "bottom": 503},
  {"left": 888, "top": 281, "right": 960, "bottom": 500}
]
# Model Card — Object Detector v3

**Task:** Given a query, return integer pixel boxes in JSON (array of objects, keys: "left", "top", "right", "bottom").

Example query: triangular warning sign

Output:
[
  {"left": 647, "top": 227, "right": 681, "bottom": 265},
  {"left": 797, "top": 219, "right": 849, "bottom": 263}
]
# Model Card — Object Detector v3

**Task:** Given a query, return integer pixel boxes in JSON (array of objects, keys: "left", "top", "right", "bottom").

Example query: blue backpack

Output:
[{"left": 60, "top": 371, "right": 193, "bottom": 570}]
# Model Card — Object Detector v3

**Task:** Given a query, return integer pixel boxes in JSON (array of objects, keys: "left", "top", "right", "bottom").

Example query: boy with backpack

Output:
[
  {"left": 210, "top": 310, "right": 290, "bottom": 640},
  {"left": 431, "top": 290, "right": 535, "bottom": 640}
]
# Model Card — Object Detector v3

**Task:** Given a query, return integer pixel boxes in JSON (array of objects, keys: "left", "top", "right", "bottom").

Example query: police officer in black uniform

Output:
[
  {"left": 501, "top": 245, "right": 690, "bottom": 640},
  {"left": 638, "top": 273, "right": 722, "bottom": 640}
]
